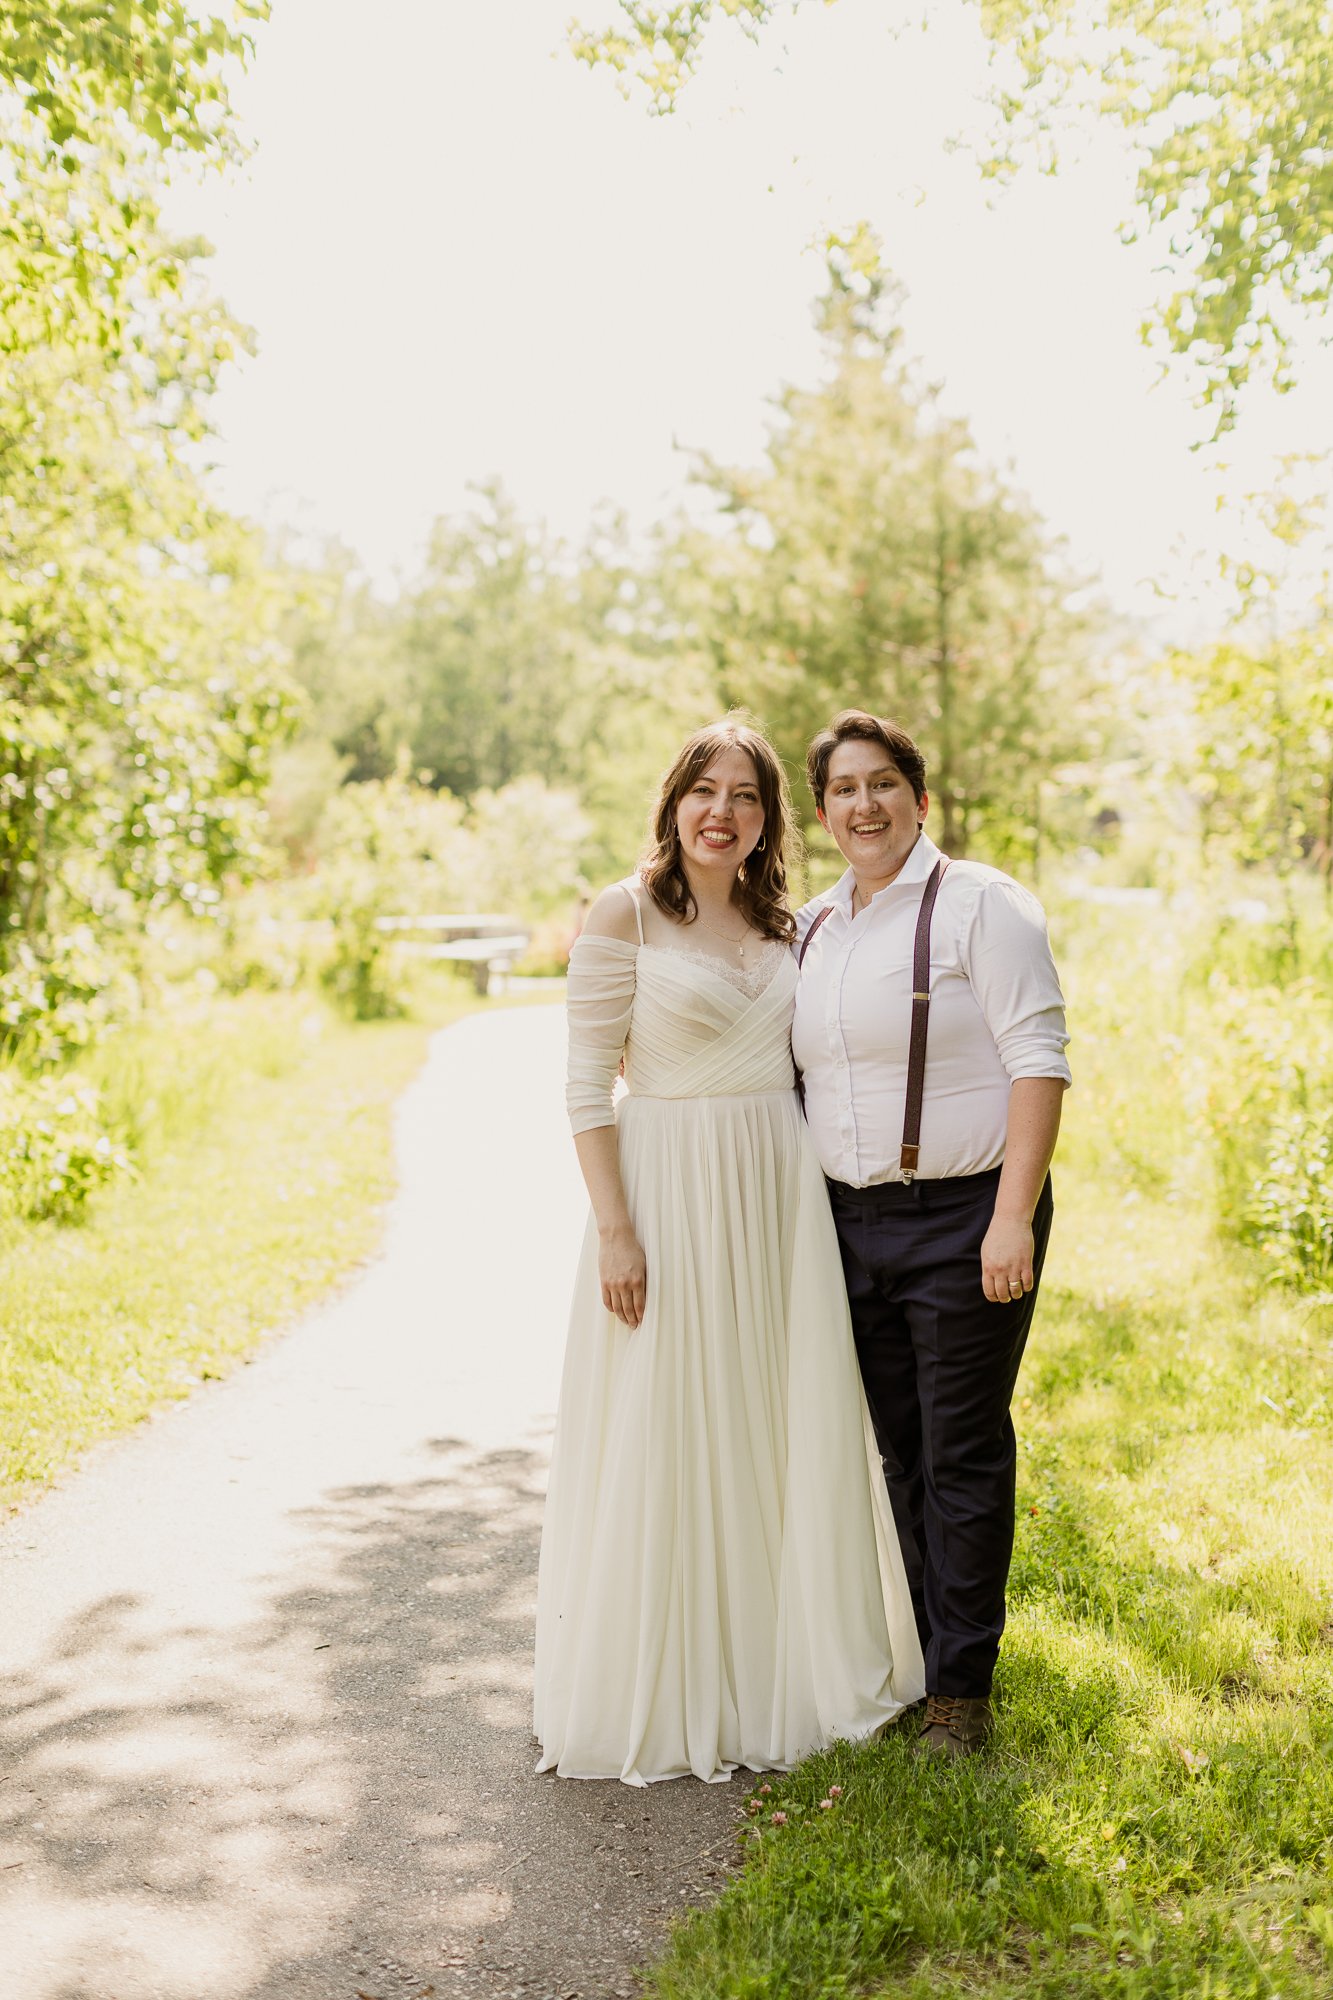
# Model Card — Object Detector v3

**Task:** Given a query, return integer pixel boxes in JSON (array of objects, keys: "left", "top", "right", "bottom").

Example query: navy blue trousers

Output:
[{"left": 827, "top": 1167, "right": 1054, "bottom": 1698}]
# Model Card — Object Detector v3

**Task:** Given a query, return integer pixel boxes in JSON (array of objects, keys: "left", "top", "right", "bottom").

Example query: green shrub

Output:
[
  {"left": 211, "top": 898, "right": 315, "bottom": 997},
  {"left": 0, "top": 1074, "right": 134, "bottom": 1223},
  {"left": 320, "top": 906, "right": 410, "bottom": 1021},
  {"left": 306, "top": 771, "right": 468, "bottom": 1020},
  {"left": 1193, "top": 963, "right": 1333, "bottom": 1293},
  {"left": 0, "top": 928, "right": 128, "bottom": 1066},
  {"left": 1245, "top": 1106, "right": 1333, "bottom": 1291}
]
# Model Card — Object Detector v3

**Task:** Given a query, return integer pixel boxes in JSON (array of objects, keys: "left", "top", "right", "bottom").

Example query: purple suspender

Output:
[{"left": 796, "top": 902, "right": 834, "bottom": 970}]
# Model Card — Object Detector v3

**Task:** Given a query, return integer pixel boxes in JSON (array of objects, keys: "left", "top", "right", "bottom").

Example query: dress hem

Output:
[{"left": 532, "top": 1696, "right": 915, "bottom": 1788}]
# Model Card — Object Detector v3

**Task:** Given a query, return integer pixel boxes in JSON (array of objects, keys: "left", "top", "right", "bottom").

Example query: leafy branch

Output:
[
  {"left": 568, "top": 0, "right": 793, "bottom": 114},
  {"left": 571, "top": 0, "right": 1333, "bottom": 420},
  {"left": 0, "top": 0, "right": 269, "bottom": 159}
]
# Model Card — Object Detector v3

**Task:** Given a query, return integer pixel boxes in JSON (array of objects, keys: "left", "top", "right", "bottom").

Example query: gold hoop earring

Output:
[{"left": 755, "top": 832, "right": 767, "bottom": 854}]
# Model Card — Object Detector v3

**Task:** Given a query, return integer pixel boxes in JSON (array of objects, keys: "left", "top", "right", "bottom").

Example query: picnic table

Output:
[{"left": 375, "top": 913, "right": 532, "bottom": 994}]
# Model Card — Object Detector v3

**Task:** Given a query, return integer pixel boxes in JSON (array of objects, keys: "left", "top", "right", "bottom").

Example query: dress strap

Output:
[{"left": 618, "top": 880, "right": 645, "bottom": 945}]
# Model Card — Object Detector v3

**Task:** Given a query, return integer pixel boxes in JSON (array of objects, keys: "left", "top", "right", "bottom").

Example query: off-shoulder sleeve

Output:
[{"left": 565, "top": 933, "right": 638, "bottom": 1135}]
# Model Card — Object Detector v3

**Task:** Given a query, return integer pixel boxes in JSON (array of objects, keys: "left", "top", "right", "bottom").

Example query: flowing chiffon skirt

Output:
[{"left": 533, "top": 1086, "right": 924, "bottom": 1786}]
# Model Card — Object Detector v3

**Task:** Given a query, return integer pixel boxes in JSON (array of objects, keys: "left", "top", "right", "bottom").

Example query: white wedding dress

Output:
[{"left": 533, "top": 886, "right": 924, "bottom": 1785}]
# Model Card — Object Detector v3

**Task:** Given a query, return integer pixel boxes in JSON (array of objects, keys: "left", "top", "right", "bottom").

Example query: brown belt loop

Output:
[{"left": 900, "top": 857, "right": 949, "bottom": 1181}]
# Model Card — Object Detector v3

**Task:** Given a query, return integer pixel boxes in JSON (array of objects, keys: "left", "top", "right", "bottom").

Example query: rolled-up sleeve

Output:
[
  {"left": 960, "top": 880, "right": 1072, "bottom": 1085},
  {"left": 565, "top": 934, "right": 638, "bottom": 1134}
]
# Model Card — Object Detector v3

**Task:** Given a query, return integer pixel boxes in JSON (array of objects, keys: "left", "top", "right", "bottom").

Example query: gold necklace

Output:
[{"left": 695, "top": 913, "right": 754, "bottom": 958}]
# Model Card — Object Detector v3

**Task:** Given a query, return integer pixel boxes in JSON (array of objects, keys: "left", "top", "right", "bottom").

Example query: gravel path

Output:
[{"left": 0, "top": 1006, "right": 746, "bottom": 2000}]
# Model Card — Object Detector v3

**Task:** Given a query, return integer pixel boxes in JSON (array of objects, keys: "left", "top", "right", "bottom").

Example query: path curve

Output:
[{"left": 0, "top": 1006, "right": 745, "bottom": 2000}]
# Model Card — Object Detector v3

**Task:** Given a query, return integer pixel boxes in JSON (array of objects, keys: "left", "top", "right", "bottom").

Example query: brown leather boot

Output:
[{"left": 914, "top": 1693, "right": 993, "bottom": 1760}]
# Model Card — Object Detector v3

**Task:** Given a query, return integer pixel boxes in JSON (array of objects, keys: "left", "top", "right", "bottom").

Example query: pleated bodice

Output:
[
  {"left": 565, "top": 932, "right": 797, "bottom": 1134},
  {"left": 625, "top": 946, "right": 797, "bottom": 1100}
]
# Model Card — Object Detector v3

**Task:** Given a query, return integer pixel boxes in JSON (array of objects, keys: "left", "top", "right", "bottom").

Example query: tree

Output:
[
  {"left": 571, "top": 0, "right": 1333, "bottom": 420},
  {"left": 976, "top": 0, "right": 1333, "bottom": 423},
  {"left": 268, "top": 492, "right": 719, "bottom": 895},
  {"left": 569, "top": 0, "right": 783, "bottom": 113},
  {"left": 0, "top": 1, "right": 267, "bottom": 156},
  {"left": 539, "top": 505, "right": 719, "bottom": 883},
  {"left": 278, "top": 542, "right": 406, "bottom": 788},
  {"left": 401, "top": 484, "right": 585, "bottom": 800},
  {"left": 1178, "top": 620, "right": 1333, "bottom": 886},
  {"left": 0, "top": 4, "right": 269, "bottom": 376},
  {"left": 0, "top": 13, "right": 290, "bottom": 1058},
  {"left": 1173, "top": 481, "right": 1333, "bottom": 899},
  {"left": 398, "top": 486, "right": 716, "bottom": 881},
  {"left": 0, "top": 233, "right": 296, "bottom": 1052},
  {"left": 673, "top": 247, "right": 1098, "bottom": 858}
]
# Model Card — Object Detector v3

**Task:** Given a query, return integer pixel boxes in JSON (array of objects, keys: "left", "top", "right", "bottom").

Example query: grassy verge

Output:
[
  {"left": 0, "top": 976, "right": 492, "bottom": 1508},
  {"left": 648, "top": 900, "right": 1333, "bottom": 2000}
]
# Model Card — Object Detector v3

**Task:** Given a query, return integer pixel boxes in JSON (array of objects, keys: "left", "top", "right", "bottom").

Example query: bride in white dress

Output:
[{"left": 534, "top": 720, "right": 923, "bottom": 1785}]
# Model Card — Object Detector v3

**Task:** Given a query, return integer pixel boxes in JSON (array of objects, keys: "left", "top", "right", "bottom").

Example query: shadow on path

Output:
[{"left": 0, "top": 1437, "right": 744, "bottom": 2000}]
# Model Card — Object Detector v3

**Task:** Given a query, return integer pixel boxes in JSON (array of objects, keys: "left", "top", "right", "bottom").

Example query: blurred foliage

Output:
[
  {"left": 978, "top": 0, "right": 1333, "bottom": 423},
  {"left": 0, "top": 1071, "right": 132, "bottom": 1223},
  {"left": 403, "top": 483, "right": 588, "bottom": 799},
  {"left": 1171, "top": 484, "right": 1333, "bottom": 889},
  {"left": 299, "top": 765, "right": 591, "bottom": 1019},
  {"left": 670, "top": 240, "right": 1102, "bottom": 856},
  {"left": 276, "top": 540, "right": 403, "bottom": 802},
  {"left": 1176, "top": 620, "right": 1333, "bottom": 879},
  {"left": 465, "top": 775, "right": 591, "bottom": 918},
  {"left": 0, "top": 1, "right": 267, "bottom": 159},
  {"left": 571, "top": 1, "right": 1333, "bottom": 422},
  {"left": 397, "top": 484, "right": 714, "bottom": 861},
  {"left": 1193, "top": 924, "right": 1333, "bottom": 1296},
  {"left": 0, "top": 924, "right": 128, "bottom": 1065},
  {"left": 307, "top": 771, "right": 470, "bottom": 1021},
  {"left": 275, "top": 487, "right": 716, "bottom": 892},
  {"left": 0, "top": 0, "right": 293, "bottom": 1063},
  {"left": 1249, "top": 1108, "right": 1333, "bottom": 1292},
  {"left": 568, "top": 0, "right": 783, "bottom": 112}
]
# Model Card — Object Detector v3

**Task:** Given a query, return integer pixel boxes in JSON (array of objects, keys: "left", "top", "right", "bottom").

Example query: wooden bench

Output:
[{"left": 376, "top": 914, "right": 531, "bottom": 995}]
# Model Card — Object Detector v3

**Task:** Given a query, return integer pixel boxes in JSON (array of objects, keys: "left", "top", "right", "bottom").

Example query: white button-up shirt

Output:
[{"left": 792, "top": 832, "right": 1071, "bottom": 1186}]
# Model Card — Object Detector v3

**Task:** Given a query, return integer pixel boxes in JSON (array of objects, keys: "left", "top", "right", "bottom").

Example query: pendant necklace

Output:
[{"left": 696, "top": 914, "right": 752, "bottom": 958}]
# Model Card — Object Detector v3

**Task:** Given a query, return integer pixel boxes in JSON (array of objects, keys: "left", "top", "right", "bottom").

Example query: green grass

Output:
[
  {"left": 647, "top": 900, "right": 1333, "bottom": 2000},
  {"left": 0, "top": 976, "right": 490, "bottom": 1507}
]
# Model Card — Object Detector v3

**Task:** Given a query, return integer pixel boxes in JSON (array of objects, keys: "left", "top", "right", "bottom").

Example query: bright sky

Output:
[{"left": 167, "top": 0, "right": 1333, "bottom": 637}]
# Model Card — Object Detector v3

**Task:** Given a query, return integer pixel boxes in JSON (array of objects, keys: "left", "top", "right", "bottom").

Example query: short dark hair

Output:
[{"left": 806, "top": 710, "right": 928, "bottom": 813}]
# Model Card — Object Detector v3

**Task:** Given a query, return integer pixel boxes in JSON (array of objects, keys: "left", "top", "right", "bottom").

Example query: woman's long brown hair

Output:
[{"left": 640, "top": 719, "right": 798, "bottom": 944}]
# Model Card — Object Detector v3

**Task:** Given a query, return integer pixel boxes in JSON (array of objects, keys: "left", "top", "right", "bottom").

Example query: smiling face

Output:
[
  {"left": 818, "top": 738, "right": 927, "bottom": 890},
  {"left": 673, "top": 745, "right": 767, "bottom": 884}
]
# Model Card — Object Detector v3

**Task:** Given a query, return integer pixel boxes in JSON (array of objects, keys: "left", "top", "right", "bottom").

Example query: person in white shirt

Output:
[{"left": 792, "top": 709, "right": 1071, "bottom": 1760}]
